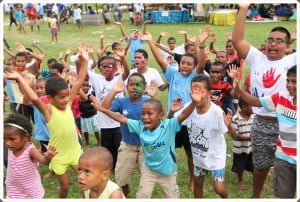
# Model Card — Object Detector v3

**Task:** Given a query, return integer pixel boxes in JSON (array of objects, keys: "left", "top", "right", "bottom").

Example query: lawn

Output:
[{"left": 3, "top": 10, "right": 296, "bottom": 199}]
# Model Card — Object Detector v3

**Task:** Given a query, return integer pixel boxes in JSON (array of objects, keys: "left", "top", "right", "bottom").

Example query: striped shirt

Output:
[
  {"left": 260, "top": 92, "right": 297, "bottom": 164},
  {"left": 5, "top": 143, "right": 44, "bottom": 198},
  {"left": 231, "top": 112, "right": 255, "bottom": 154}
]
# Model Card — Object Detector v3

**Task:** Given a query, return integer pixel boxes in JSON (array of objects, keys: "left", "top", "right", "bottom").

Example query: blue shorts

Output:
[{"left": 194, "top": 166, "right": 225, "bottom": 182}]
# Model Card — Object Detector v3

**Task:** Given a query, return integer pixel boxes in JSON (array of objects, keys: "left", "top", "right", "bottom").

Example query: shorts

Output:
[
  {"left": 115, "top": 142, "right": 144, "bottom": 186},
  {"left": 251, "top": 116, "right": 279, "bottom": 169},
  {"left": 194, "top": 166, "right": 225, "bottom": 182},
  {"left": 49, "top": 150, "right": 81, "bottom": 175},
  {"left": 75, "top": 19, "right": 81, "bottom": 25},
  {"left": 273, "top": 158, "right": 296, "bottom": 198},
  {"left": 80, "top": 114, "right": 100, "bottom": 134},
  {"left": 231, "top": 152, "right": 253, "bottom": 174},
  {"left": 30, "top": 19, "right": 38, "bottom": 26},
  {"left": 136, "top": 164, "right": 179, "bottom": 198},
  {"left": 175, "top": 126, "right": 191, "bottom": 152},
  {"left": 50, "top": 27, "right": 58, "bottom": 35}
]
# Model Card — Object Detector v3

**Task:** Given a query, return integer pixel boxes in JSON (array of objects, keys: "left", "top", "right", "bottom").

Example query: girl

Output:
[{"left": 4, "top": 113, "right": 57, "bottom": 198}]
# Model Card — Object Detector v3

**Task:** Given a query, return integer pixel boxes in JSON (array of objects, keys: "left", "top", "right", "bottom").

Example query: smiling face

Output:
[
  {"left": 226, "top": 41, "right": 235, "bottom": 55},
  {"left": 141, "top": 102, "right": 164, "bottom": 131},
  {"left": 49, "top": 88, "right": 70, "bottom": 110},
  {"left": 179, "top": 56, "right": 195, "bottom": 77},
  {"left": 286, "top": 73, "right": 296, "bottom": 97},
  {"left": 35, "top": 80, "right": 46, "bottom": 97},
  {"left": 265, "top": 31, "right": 289, "bottom": 61},
  {"left": 127, "top": 75, "right": 145, "bottom": 100},
  {"left": 4, "top": 127, "right": 28, "bottom": 155}
]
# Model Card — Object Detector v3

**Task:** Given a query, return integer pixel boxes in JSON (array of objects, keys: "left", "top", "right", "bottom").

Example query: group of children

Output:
[{"left": 3, "top": 3, "right": 297, "bottom": 199}]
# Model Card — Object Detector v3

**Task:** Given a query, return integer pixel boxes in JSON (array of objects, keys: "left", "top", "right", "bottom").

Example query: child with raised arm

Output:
[
  {"left": 101, "top": 73, "right": 156, "bottom": 196},
  {"left": 173, "top": 75, "right": 231, "bottom": 198},
  {"left": 4, "top": 113, "right": 56, "bottom": 198},
  {"left": 232, "top": 4, "right": 296, "bottom": 198},
  {"left": 140, "top": 30, "right": 208, "bottom": 191},
  {"left": 4, "top": 44, "right": 89, "bottom": 198},
  {"left": 229, "top": 65, "right": 297, "bottom": 198},
  {"left": 90, "top": 82, "right": 203, "bottom": 198},
  {"left": 78, "top": 146, "right": 125, "bottom": 199}
]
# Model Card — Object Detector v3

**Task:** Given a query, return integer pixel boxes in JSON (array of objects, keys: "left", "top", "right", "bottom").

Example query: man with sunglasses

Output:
[{"left": 232, "top": 4, "right": 296, "bottom": 198}]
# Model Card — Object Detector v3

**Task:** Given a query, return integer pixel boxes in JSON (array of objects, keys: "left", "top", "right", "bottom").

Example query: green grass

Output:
[{"left": 3, "top": 12, "right": 296, "bottom": 199}]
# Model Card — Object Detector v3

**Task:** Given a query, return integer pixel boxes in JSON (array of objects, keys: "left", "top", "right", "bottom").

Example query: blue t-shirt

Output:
[
  {"left": 111, "top": 96, "right": 150, "bottom": 145},
  {"left": 33, "top": 106, "right": 50, "bottom": 141},
  {"left": 126, "top": 37, "right": 143, "bottom": 65},
  {"left": 15, "top": 10, "right": 24, "bottom": 22},
  {"left": 41, "top": 69, "right": 51, "bottom": 78},
  {"left": 127, "top": 117, "right": 181, "bottom": 175},
  {"left": 163, "top": 65, "right": 197, "bottom": 110}
]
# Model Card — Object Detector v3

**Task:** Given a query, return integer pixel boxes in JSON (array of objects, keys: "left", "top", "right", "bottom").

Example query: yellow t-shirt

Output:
[{"left": 84, "top": 180, "right": 125, "bottom": 199}]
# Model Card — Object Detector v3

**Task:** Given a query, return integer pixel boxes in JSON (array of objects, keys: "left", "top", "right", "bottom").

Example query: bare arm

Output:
[
  {"left": 156, "top": 43, "right": 174, "bottom": 56},
  {"left": 29, "top": 145, "right": 57, "bottom": 164},
  {"left": 228, "top": 124, "right": 251, "bottom": 141},
  {"left": 232, "top": 4, "right": 251, "bottom": 59},
  {"left": 101, "top": 81, "right": 124, "bottom": 109},
  {"left": 197, "top": 26, "right": 211, "bottom": 74},
  {"left": 142, "top": 20, "right": 152, "bottom": 34},
  {"left": 115, "top": 22, "right": 126, "bottom": 37}
]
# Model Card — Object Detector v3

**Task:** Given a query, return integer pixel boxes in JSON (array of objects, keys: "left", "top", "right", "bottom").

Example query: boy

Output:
[
  {"left": 229, "top": 65, "right": 297, "bottom": 198},
  {"left": 48, "top": 12, "right": 58, "bottom": 44},
  {"left": 74, "top": 4, "right": 82, "bottom": 30},
  {"left": 4, "top": 44, "right": 89, "bottom": 198},
  {"left": 78, "top": 147, "right": 125, "bottom": 198},
  {"left": 174, "top": 75, "right": 231, "bottom": 198},
  {"left": 227, "top": 98, "right": 255, "bottom": 190},
  {"left": 90, "top": 82, "right": 204, "bottom": 198},
  {"left": 232, "top": 4, "right": 296, "bottom": 198}
]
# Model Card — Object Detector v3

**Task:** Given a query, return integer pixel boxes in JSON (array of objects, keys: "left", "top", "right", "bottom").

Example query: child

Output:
[
  {"left": 135, "top": 12, "right": 141, "bottom": 27},
  {"left": 4, "top": 44, "right": 89, "bottom": 198},
  {"left": 79, "top": 77, "right": 100, "bottom": 145},
  {"left": 89, "top": 82, "right": 203, "bottom": 198},
  {"left": 227, "top": 98, "right": 255, "bottom": 190},
  {"left": 48, "top": 12, "right": 58, "bottom": 44},
  {"left": 101, "top": 73, "right": 156, "bottom": 196},
  {"left": 74, "top": 4, "right": 82, "bottom": 30},
  {"left": 173, "top": 75, "right": 231, "bottom": 198},
  {"left": 229, "top": 65, "right": 297, "bottom": 198},
  {"left": 9, "top": 6, "right": 18, "bottom": 31},
  {"left": 232, "top": 4, "right": 296, "bottom": 198},
  {"left": 4, "top": 113, "right": 56, "bottom": 198},
  {"left": 15, "top": 5, "right": 26, "bottom": 34},
  {"left": 78, "top": 146, "right": 125, "bottom": 198}
]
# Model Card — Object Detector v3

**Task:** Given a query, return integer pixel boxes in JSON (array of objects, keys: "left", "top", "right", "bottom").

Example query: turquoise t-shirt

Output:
[{"left": 127, "top": 118, "right": 181, "bottom": 175}]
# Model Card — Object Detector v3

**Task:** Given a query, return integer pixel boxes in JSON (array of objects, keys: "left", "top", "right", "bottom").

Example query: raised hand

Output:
[
  {"left": 198, "top": 25, "right": 211, "bottom": 44},
  {"left": 227, "top": 64, "right": 239, "bottom": 80},
  {"left": 114, "top": 46, "right": 125, "bottom": 57},
  {"left": 99, "top": 32, "right": 105, "bottom": 39},
  {"left": 146, "top": 80, "right": 158, "bottom": 97},
  {"left": 170, "top": 97, "right": 183, "bottom": 113},
  {"left": 208, "top": 32, "right": 216, "bottom": 43},
  {"left": 65, "top": 48, "right": 73, "bottom": 55},
  {"left": 114, "top": 21, "right": 122, "bottom": 26},
  {"left": 178, "top": 30, "right": 187, "bottom": 35},
  {"left": 144, "top": 20, "right": 152, "bottom": 25},
  {"left": 44, "top": 145, "right": 58, "bottom": 160},
  {"left": 77, "top": 44, "right": 89, "bottom": 61},
  {"left": 190, "top": 82, "right": 204, "bottom": 104},
  {"left": 262, "top": 67, "right": 281, "bottom": 88},
  {"left": 223, "top": 109, "right": 233, "bottom": 127},
  {"left": 237, "top": 4, "right": 250, "bottom": 9},
  {"left": 290, "top": 29, "right": 297, "bottom": 43},
  {"left": 138, "top": 32, "right": 152, "bottom": 41},
  {"left": 16, "top": 42, "right": 26, "bottom": 52},
  {"left": 160, "top": 32, "right": 169, "bottom": 37},
  {"left": 113, "top": 81, "right": 125, "bottom": 93},
  {"left": 3, "top": 71, "right": 21, "bottom": 80},
  {"left": 226, "top": 32, "right": 232, "bottom": 41},
  {"left": 187, "top": 35, "right": 196, "bottom": 44}
]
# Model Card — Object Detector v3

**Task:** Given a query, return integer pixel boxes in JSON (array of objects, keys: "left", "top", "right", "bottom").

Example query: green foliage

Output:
[{"left": 3, "top": 12, "right": 295, "bottom": 199}]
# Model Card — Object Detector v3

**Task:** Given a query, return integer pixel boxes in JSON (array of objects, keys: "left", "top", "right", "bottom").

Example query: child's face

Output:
[
  {"left": 141, "top": 103, "right": 163, "bottom": 131},
  {"left": 192, "top": 81, "right": 211, "bottom": 107},
  {"left": 77, "top": 156, "right": 106, "bottom": 191},
  {"left": 241, "top": 104, "right": 253, "bottom": 115},
  {"left": 127, "top": 76, "right": 145, "bottom": 100},
  {"left": 4, "top": 127, "right": 28, "bottom": 154},
  {"left": 265, "top": 31, "right": 289, "bottom": 60},
  {"left": 167, "top": 40, "right": 176, "bottom": 50},
  {"left": 226, "top": 42, "right": 235, "bottom": 54},
  {"left": 49, "top": 88, "right": 70, "bottom": 110},
  {"left": 179, "top": 56, "right": 195, "bottom": 77},
  {"left": 15, "top": 56, "right": 27, "bottom": 72},
  {"left": 210, "top": 65, "right": 224, "bottom": 83},
  {"left": 186, "top": 46, "right": 195, "bottom": 54},
  {"left": 99, "top": 59, "right": 117, "bottom": 80},
  {"left": 82, "top": 81, "right": 91, "bottom": 94},
  {"left": 215, "top": 52, "right": 227, "bottom": 64},
  {"left": 35, "top": 81, "right": 46, "bottom": 97},
  {"left": 131, "top": 30, "right": 139, "bottom": 39},
  {"left": 286, "top": 73, "right": 296, "bottom": 97},
  {"left": 134, "top": 52, "right": 148, "bottom": 70}
]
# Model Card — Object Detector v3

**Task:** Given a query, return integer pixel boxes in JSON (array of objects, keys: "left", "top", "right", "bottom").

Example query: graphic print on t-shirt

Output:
[{"left": 262, "top": 67, "right": 281, "bottom": 88}]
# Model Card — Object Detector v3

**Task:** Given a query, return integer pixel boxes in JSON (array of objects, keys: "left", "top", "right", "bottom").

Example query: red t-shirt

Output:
[{"left": 211, "top": 81, "right": 232, "bottom": 107}]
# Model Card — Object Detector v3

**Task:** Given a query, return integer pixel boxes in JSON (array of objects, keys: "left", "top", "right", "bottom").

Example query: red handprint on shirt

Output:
[{"left": 262, "top": 68, "right": 281, "bottom": 88}]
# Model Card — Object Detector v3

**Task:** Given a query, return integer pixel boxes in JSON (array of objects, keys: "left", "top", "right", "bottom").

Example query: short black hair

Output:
[
  {"left": 181, "top": 53, "right": 198, "bottom": 66},
  {"left": 80, "top": 146, "right": 113, "bottom": 171},
  {"left": 15, "top": 51, "right": 28, "bottom": 60},
  {"left": 287, "top": 65, "right": 296, "bottom": 77},
  {"left": 270, "top": 26, "right": 291, "bottom": 44},
  {"left": 135, "top": 49, "right": 148, "bottom": 59},
  {"left": 47, "top": 58, "right": 58, "bottom": 65},
  {"left": 128, "top": 72, "right": 146, "bottom": 86},
  {"left": 111, "top": 42, "right": 120, "bottom": 50},
  {"left": 211, "top": 61, "right": 225, "bottom": 70},
  {"left": 50, "top": 62, "right": 64, "bottom": 74},
  {"left": 238, "top": 98, "right": 249, "bottom": 109},
  {"left": 4, "top": 113, "right": 33, "bottom": 136},
  {"left": 26, "top": 48, "right": 33, "bottom": 53},
  {"left": 45, "top": 76, "right": 68, "bottom": 96},
  {"left": 97, "top": 56, "right": 117, "bottom": 69},
  {"left": 184, "top": 42, "right": 194, "bottom": 51},
  {"left": 167, "top": 37, "right": 176, "bottom": 43},
  {"left": 36, "top": 77, "right": 47, "bottom": 84},
  {"left": 191, "top": 74, "right": 212, "bottom": 90},
  {"left": 144, "top": 99, "right": 164, "bottom": 113}
]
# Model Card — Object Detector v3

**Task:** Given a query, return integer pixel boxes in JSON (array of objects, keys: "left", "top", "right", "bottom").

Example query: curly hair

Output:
[{"left": 4, "top": 113, "right": 33, "bottom": 136}]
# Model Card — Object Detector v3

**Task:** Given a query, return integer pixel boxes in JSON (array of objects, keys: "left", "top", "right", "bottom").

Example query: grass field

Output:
[{"left": 3, "top": 11, "right": 296, "bottom": 199}]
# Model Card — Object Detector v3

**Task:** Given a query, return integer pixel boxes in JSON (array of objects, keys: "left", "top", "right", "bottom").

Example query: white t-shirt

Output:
[
  {"left": 73, "top": 8, "right": 82, "bottom": 20},
  {"left": 184, "top": 102, "right": 228, "bottom": 170},
  {"left": 245, "top": 46, "right": 296, "bottom": 116},
  {"left": 128, "top": 67, "right": 164, "bottom": 88},
  {"left": 88, "top": 72, "right": 124, "bottom": 128}
]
